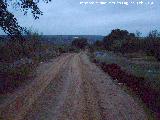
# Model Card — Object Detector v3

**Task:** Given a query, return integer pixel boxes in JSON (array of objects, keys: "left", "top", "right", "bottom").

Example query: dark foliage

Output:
[
  {"left": 0, "top": 0, "right": 51, "bottom": 36},
  {"left": 93, "top": 29, "right": 160, "bottom": 61},
  {"left": 103, "top": 29, "right": 135, "bottom": 51},
  {"left": 71, "top": 37, "right": 88, "bottom": 49},
  {"left": 93, "top": 40, "right": 104, "bottom": 50},
  {"left": 0, "top": 31, "right": 62, "bottom": 94}
]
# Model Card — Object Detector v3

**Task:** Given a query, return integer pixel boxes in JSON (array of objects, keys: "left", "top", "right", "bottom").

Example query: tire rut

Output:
[
  {"left": 15, "top": 52, "right": 148, "bottom": 120},
  {"left": 53, "top": 54, "right": 84, "bottom": 120},
  {"left": 79, "top": 53, "right": 148, "bottom": 120},
  {"left": 23, "top": 54, "right": 75, "bottom": 120},
  {"left": 79, "top": 53, "right": 104, "bottom": 120}
]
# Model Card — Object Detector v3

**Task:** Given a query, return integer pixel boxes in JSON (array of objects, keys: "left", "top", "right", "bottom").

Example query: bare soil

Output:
[{"left": 0, "top": 53, "right": 148, "bottom": 120}]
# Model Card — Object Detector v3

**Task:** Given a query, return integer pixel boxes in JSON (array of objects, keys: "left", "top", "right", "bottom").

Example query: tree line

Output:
[{"left": 91, "top": 29, "right": 160, "bottom": 61}]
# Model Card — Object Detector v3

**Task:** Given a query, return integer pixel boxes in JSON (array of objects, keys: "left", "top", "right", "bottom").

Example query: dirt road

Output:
[{"left": 1, "top": 53, "right": 148, "bottom": 120}]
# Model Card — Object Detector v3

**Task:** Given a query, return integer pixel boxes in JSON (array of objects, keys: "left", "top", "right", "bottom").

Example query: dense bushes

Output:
[
  {"left": 102, "top": 29, "right": 135, "bottom": 51},
  {"left": 0, "top": 63, "right": 35, "bottom": 94},
  {"left": 0, "top": 31, "right": 76, "bottom": 93},
  {"left": 93, "top": 29, "right": 160, "bottom": 61},
  {"left": 71, "top": 37, "right": 88, "bottom": 50}
]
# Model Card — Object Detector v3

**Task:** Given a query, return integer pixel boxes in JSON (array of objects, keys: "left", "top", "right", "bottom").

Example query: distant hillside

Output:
[
  {"left": 0, "top": 35, "right": 103, "bottom": 44},
  {"left": 41, "top": 35, "right": 104, "bottom": 44}
]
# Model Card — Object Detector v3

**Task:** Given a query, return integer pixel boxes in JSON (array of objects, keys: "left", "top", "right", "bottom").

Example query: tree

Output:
[
  {"left": 148, "top": 30, "right": 160, "bottom": 40},
  {"left": 145, "top": 30, "right": 160, "bottom": 61},
  {"left": 135, "top": 30, "right": 142, "bottom": 38},
  {"left": 93, "top": 40, "right": 104, "bottom": 51},
  {"left": 0, "top": 0, "right": 51, "bottom": 37},
  {"left": 94, "top": 40, "right": 103, "bottom": 47},
  {"left": 103, "top": 29, "right": 130, "bottom": 51},
  {"left": 0, "top": 0, "right": 52, "bottom": 58},
  {"left": 71, "top": 38, "right": 88, "bottom": 49}
]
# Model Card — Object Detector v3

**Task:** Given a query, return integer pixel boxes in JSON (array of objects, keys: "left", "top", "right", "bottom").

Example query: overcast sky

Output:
[{"left": 0, "top": 0, "right": 160, "bottom": 35}]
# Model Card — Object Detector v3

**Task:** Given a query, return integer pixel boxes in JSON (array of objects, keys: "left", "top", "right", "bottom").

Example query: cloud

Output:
[{"left": 0, "top": 0, "right": 159, "bottom": 35}]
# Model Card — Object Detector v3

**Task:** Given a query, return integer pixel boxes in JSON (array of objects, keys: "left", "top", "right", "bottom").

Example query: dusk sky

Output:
[{"left": 0, "top": 0, "right": 160, "bottom": 35}]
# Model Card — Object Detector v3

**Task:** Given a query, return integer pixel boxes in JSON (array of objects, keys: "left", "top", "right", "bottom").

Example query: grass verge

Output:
[{"left": 88, "top": 52, "right": 160, "bottom": 120}]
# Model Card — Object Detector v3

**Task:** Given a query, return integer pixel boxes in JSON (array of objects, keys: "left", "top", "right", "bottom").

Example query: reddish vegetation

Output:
[
  {"left": 93, "top": 60, "right": 160, "bottom": 118},
  {"left": 0, "top": 73, "right": 25, "bottom": 94},
  {"left": 0, "top": 64, "right": 34, "bottom": 94}
]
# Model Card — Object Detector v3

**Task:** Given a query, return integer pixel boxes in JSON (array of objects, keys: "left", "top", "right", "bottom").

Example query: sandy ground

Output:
[{"left": 1, "top": 53, "right": 148, "bottom": 120}]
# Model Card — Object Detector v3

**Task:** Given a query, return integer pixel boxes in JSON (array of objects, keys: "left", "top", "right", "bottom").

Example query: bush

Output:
[
  {"left": 71, "top": 37, "right": 88, "bottom": 50},
  {"left": 0, "top": 63, "right": 34, "bottom": 93},
  {"left": 92, "top": 29, "right": 160, "bottom": 62},
  {"left": 0, "top": 30, "right": 60, "bottom": 93}
]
